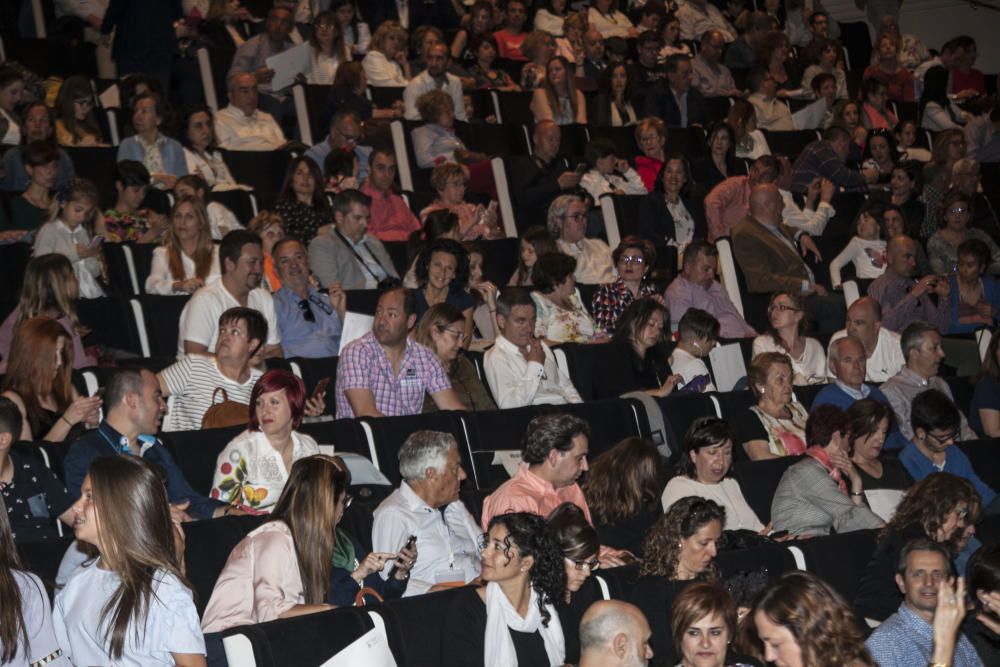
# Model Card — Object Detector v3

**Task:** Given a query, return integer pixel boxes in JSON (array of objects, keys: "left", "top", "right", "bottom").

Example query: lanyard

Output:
[{"left": 335, "top": 228, "right": 389, "bottom": 281}]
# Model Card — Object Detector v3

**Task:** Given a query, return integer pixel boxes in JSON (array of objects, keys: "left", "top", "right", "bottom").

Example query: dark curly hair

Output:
[
  {"left": 414, "top": 238, "right": 470, "bottom": 289},
  {"left": 881, "top": 473, "right": 981, "bottom": 551},
  {"left": 486, "top": 512, "right": 566, "bottom": 626},
  {"left": 640, "top": 496, "right": 725, "bottom": 579},
  {"left": 744, "top": 571, "right": 874, "bottom": 667},
  {"left": 532, "top": 251, "right": 577, "bottom": 294},
  {"left": 522, "top": 413, "right": 590, "bottom": 464}
]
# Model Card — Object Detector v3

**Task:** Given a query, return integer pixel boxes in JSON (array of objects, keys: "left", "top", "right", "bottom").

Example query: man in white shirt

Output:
[
  {"left": 548, "top": 194, "right": 616, "bottom": 285},
  {"left": 372, "top": 431, "right": 481, "bottom": 596},
  {"left": 178, "top": 230, "right": 282, "bottom": 358},
  {"left": 214, "top": 72, "right": 288, "bottom": 152},
  {"left": 828, "top": 297, "right": 905, "bottom": 383},
  {"left": 676, "top": 0, "right": 736, "bottom": 42},
  {"left": 484, "top": 288, "right": 583, "bottom": 408},
  {"left": 403, "top": 43, "right": 467, "bottom": 122},
  {"left": 691, "top": 30, "right": 741, "bottom": 98}
]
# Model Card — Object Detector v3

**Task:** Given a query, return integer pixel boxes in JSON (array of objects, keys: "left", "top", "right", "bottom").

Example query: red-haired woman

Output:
[
  {"left": 210, "top": 370, "right": 321, "bottom": 514},
  {"left": 1, "top": 317, "right": 101, "bottom": 442}
]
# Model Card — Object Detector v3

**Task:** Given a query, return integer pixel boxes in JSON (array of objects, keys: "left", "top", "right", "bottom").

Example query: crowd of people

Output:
[{"left": 1, "top": 0, "right": 1000, "bottom": 665}]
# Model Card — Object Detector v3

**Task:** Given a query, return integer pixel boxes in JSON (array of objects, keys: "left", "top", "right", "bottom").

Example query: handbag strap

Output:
[
  {"left": 354, "top": 586, "right": 385, "bottom": 607},
  {"left": 211, "top": 387, "right": 230, "bottom": 406}
]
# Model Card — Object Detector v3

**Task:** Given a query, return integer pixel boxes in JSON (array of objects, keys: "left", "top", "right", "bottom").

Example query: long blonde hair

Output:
[
  {"left": 163, "top": 195, "right": 215, "bottom": 281},
  {"left": 15, "top": 253, "right": 84, "bottom": 335}
]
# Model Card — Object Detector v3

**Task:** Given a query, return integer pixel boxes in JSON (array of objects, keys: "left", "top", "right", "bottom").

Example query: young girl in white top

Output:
[
  {"left": 32, "top": 178, "right": 105, "bottom": 299},
  {"left": 54, "top": 456, "right": 206, "bottom": 667},
  {"left": 829, "top": 202, "right": 887, "bottom": 289},
  {"left": 579, "top": 139, "right": 646, "bottom": 201}
]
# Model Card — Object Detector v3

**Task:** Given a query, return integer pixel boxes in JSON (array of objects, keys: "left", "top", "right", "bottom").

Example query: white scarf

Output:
[{"left": 484, "top": 581, "right": 565, "bottom": 667}]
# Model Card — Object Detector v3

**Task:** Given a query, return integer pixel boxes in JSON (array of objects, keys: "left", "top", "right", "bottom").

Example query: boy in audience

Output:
[{"left": 668, "top": 309, "right": 719, "bottom": 392}]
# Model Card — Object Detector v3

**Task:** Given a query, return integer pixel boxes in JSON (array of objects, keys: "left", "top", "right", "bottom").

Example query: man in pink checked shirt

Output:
[{"left": 481, "top": 413, "right": 629, "bottom": 566}]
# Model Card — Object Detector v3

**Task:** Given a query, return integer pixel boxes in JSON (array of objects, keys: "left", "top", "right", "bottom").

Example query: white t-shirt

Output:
[
  {"left": 160, "top": 354, "right": 262, "bottom": 431},
  {"left": 668, "top": 347, "right": 716, "bottom": 392},
  {"left": 177, "top": 280, "right": 280, "bottom": 355},
  {"left": 661, "top": 476, "right": 764, "bottom": 532},
  {"left": 828, "top": 327, "right": 905, "bottom": 384},
  {"left": 5, "top": 570, "right": 68, "bottom": 667},
  {"left": 53, "top": 561, "right": 205, "bottom": 667}
]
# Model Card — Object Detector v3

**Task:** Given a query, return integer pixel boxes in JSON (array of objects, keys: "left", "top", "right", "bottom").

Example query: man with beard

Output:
[
  {"left": 334, "top": 286, "right": 462, "bottom": 418},
  {"left": 178, "top": 229, "right": 282, "bottom": 358},
  {"left": 866, "top": 538, "right": 982, "bottom": 667}
]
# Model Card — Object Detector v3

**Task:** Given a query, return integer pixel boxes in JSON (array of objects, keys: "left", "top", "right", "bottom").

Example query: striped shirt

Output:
[
  {"left": 160, "top": 354, "right": 262, "bottom": 431},
  {"left": 335, "top": 332, "right": 450, "bottom": 418}
]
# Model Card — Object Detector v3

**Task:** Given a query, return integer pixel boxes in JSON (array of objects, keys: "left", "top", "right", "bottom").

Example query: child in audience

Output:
[
  {"left": 32, "top": 178, "right": 105, "bottom": 298},
  {"left": 508, "top": 225, "right": 556, "bottom": 286},
  {"left": 668, "top": 309, "right": 719, "bottom": 393},
  {"left": 97, "top": 160, "right": 165, "bottom": 244},
  {"left": 829, "top": 200, "right": 888, "bottom": 290},
  {"left": 54, "top": 456, "right": 206, "bottom": 666}
]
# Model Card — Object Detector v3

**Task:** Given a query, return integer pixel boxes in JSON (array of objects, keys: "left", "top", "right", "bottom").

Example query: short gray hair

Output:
[
  {"left": 900, "top": 321, "right": 939, "bottom": 361},
  {"left": 546, "top": 194, "right": 583, "bottom": 237},
  {"left": 398, "top": 431, "right": 457, "bottom": 481},
  {"left": 829, "top": 335, "right": 863, "bottom": 363}
]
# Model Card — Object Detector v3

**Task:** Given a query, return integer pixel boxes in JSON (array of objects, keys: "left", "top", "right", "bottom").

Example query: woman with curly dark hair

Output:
[
  {"left": 443, "top": 512, "right": 567, "bottom": 667},
  {"left": 854, "top": 472, "right": 982, "bottom": 623},
  {"left": 631, "top": 496, "right": 725, "bottom": 665},
  {"left": 413, "top": 238, "right": 475, "bottom": 345},
  {"left": 583, "top": 436, "right": 663, "bottom": 555},
  {"left": 747, "top": 571, "right": 874, "bottom": 667}
]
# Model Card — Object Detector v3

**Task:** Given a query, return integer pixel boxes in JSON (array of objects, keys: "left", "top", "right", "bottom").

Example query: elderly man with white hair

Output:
[
  {"left": 371, "top": 430, "right": 481, "bottom": 596},
  {"left": 550, "top": 194, "right": 616, "bottom": 284},
  {"left": 578, "top": 600, "right": 654, "bottom": 667}
]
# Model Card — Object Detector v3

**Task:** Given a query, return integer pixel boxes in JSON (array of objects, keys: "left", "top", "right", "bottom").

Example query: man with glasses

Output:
[
  {"left": 549, "top": 194, "right": 616, "bottom": 284},
  {"left": 272, "top": 238, "right": 344, "bottom": 358},
  {"left": 898, "top": 389, "right": 996, "bottom": 512},
  {"left": 305, "top": 110, "right": 372, "bottom": 182},
  {"left": 372, "top": 431, "right": 480, "bottom": 596},
  {"left": 882, "top": 322, "right": 977, "bottom": 442},
  {"left": 870, "top": 236, "right": 951, "bottom": 333}
]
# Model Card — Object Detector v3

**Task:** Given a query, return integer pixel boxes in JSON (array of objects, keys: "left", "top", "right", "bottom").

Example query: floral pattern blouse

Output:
[
  {"left": 749, "top": 401, "right": 809, "bottom": 457},
  {"left": 274, "top": 199, "right": 330, "bottom": 245},
  {"left": 531, "top": 288, "right": 599, "bottom": 343},
  {"left": 210, "top": 429, "right": 320, "bottom": 513},
  {"left": 591, "top": 279, "right": 659, "bottom": 334},
  {"left": 102, "top": 209, "right": 152, "bottom": 243}
]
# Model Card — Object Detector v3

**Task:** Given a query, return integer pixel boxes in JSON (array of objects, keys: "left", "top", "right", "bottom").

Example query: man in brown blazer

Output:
[{"left": 732, "top": 183, "right": 845, "bottom": 332}]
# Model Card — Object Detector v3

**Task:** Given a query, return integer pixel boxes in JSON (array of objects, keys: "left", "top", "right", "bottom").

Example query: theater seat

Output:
[
  {"left": 184, "top": 514, "right": 266, "bottom": 614},
  {"left": 731, "top": 455, "right": 802, "bottom": 524},
  {"left": 655, "top": 393, "right": 722, "bottom": 462},
  {"left": 136, "top": 294, "right": 191, "bottom": 358},
  {"left": 161, "top": 424, "right": 245, "bottom": 496},
  {"left": 958, "top": 438, "right": 1000, "bottom": 490},
  {"left": 711, "top": 390, "right": 760, "bottom": 456},
  {"left": 787, "top": 529, "right": 878, "bottom": 605},
  {"left": 16, "top": 536, "right": 76, "bottom": 600},
  {"left": 360, "top": 411, "right": 469, "bottom": 485},
  {"left": 289, "top": 355, "right": 339, "bottom": 416},
  {"left": 376, "top": 586, "right": 470, "bottom": 666}
]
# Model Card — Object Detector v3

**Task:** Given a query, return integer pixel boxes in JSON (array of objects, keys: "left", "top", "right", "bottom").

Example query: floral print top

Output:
[
  {"left": 210, "top": 429, "right": 320, "bottom": 513},
  {"left": 590, "top": 278, "right": 659, "bottom": 334},
  {"left": 102, "top": 209, "right": 152, "bottom": 243},
  {"left": 531, "top": 288, "right": 599, "bottom": 343}
]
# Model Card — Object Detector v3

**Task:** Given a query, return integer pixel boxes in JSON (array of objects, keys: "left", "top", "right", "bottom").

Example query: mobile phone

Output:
[
  {"left": 678, "top": 374, "right": 711, "bottom": 394},
  {"left": 389, "top": 535, "right": 417, "bottom": 579},
  {"left": 311, "top": 377, "right": 331, "bottom": 401},
  {"left": 88, "top": 235, "right": 105, "bottom": 247},
  {"left": 770, "top": 530, "right": 789, "bottom": 540},
  {"left": 574, "top": 162, "right": 588, "bottom": 175}
]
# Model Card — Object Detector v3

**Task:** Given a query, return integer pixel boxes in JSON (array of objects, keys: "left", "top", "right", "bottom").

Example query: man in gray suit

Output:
[
  {"left": 308, "top": 189, "right": 400, "bottom": 291},
  {"left": 732, "top": 183, "right": 844, "bottom": 332}
]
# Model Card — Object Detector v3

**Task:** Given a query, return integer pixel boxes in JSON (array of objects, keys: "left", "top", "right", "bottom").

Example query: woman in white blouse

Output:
[
  {"left": 580, "top": 138, "right": 646, "bottom": 201},
  {"left": 145, "top": 196, "right": 221, "bottom": 295},
  {"left": 752, "top": 291, "right": 827, "bottom": 385},
  {"left": 210, "top": 370, "right": 321, "bottom": 514},
  {"left": 534, "top": 0, "right": 568, "bottom": 36},
  {"left": 531, "top": 251, "right": 605, "bottom": 344},
  {"left": 587, "top": 0, "right": 637, "bottom": 39},
  {"left": 362, "top": 21, "right": 411, "bottom": 87},
  {"left": 0, "top": 67, "right": 24, "bottom": 146},
  {"left": 306, "top": 11, "right": 348, "bottom": 85},
  {"left": 332, "top": 0, "right": 371, "bottom": 56},
  {"left": 180, "top": 105, "right": 239, "bottom": 190},
  {"left": 661, "top": 417, "right": 766, "bottom": 532}
]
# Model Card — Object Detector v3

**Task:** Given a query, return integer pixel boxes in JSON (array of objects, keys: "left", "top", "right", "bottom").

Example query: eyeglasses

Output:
[
  {"left": 298, "top": 299, "right": 315, "bottom": 323},
  {"left": 949, "top": 207, "right": 969, "bottom": 215},
  {"left": 564, "top": 212, "right": 587, "bottom": 221},
  {"left": 621, "top": 255, "right": 646, "bottom": 265},
  {"left": 74, "top": 97, "right": 94, "bottom": 106},
  {"left": 768, "top": 304, "right": 800, "bottom": 313},
  {"left": 441, "top": 327, "right": 467, "bottom": 342},
  {"left": 927, "top": 429, "right": 960, "bottom": 445},
  {"left": 567, "top": 557, "right": 601, "bottom": 572}
]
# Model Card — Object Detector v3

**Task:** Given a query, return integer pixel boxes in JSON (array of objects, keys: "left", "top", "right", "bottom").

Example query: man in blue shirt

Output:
[
  {"left": 813, "top": 335, "right": 909, "bottom": 449},
  {"left": 272, "top": 238, "right": 345, "bottom": 358},
  {"left": 305, "top": 111, "right": 372, "bottom": 182},
  {"left": 900, "top": 389, "right": 997, "bottom": 509},
  {"left": 866, "top": 538, "right": 983, "bottom": 667},
  {"left": 63, "top": 367, "right": 226, "bottom": 521}
]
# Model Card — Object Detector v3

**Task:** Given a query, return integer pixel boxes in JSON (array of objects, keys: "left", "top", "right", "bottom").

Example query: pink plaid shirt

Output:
[{"left": 335, "top": 332, "right": 451, "bottom": 418}]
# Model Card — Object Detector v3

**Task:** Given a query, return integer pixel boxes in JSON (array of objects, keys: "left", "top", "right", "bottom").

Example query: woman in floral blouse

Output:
[
  {"left": 531, "top": 251, "right": 605, "bottom": 344},
  {"left": 591, "top": 236, "right": 661, "bottom": 335},
  {"left": 210, "top": 370, "right": 321, "bottom": 514}
]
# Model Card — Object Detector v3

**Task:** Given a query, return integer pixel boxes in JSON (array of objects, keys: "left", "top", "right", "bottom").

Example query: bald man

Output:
[
  {"left": 510, "top": 119, "right": 582, "bottom": 228},
  {"left": 579, "top": 600, "right": 654, "bottom": 667},
  {"left": 868, "top": 235, "right": 951, "bottom": 333},
  {"left": 733, "top": 183, "right": 844, "bottom": 332},
  {"left": 828, "top": 297, "right": 905, "bottom": 383}
]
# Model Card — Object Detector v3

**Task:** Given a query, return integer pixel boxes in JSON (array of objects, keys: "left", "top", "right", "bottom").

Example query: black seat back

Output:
[
  {"left": 732, "top": 456, "right": 802, "bottom": 524},
  {"left": 184, "top": 514, "right": 267, "bottom": 614}
]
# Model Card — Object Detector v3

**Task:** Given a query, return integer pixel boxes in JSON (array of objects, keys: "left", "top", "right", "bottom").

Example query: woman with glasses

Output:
[
  {"left": 53, "top": 76, "right": 103, "bottom": 147},
  {"left": 306, "top": 11, "right": 349, "bottom": 85},
  {"left": 591, "top": 236, "right": 661, "bottom": 335},
  {"left": 442, "top": 512, "right": 566, "bottom": 667},
  {"left": 210, "top": 370, "right": 320, "bottom": 514},
  {"left": 413, "top": 239, "right": 476, "bottom": 345},
  {"left": 855, "top": 473, "right": 981, "bottom": 623},
  {"left": 928, "top": 191, "right": 1000, "bottom": 277},
  {"left": 415, "top": 303, "right": 496, "bottom": 412},
  {"left": 632, "top": 496, "right": 725, "bottom": 665},
  {"left": 633, "top": 117, "right": 668, "bottom": 192},
  {"left": 180, "top": 104, "right": 239, "bottom": 189},
  {"left": 752, "top": 292, "right": 827, "bottom": 385},
  {"left": 547, "top": 502, "right": 602, "bottom": 665}
]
